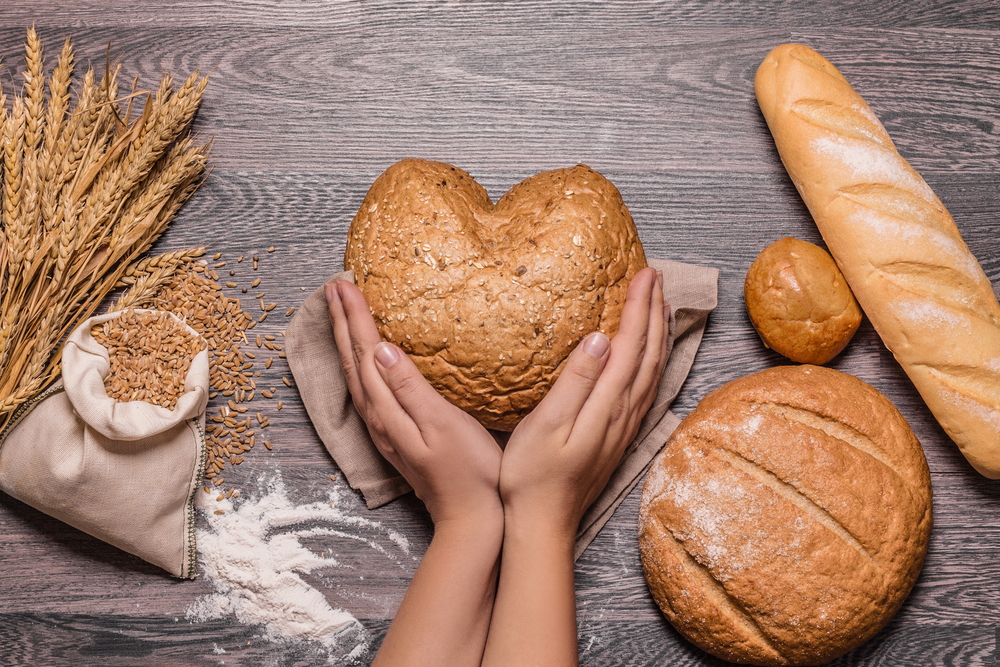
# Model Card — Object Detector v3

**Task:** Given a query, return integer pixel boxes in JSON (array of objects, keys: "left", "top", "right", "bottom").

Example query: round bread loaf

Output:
[
  {"left": 639, "top": 365, "right": 932, "bottom": 666},
  {"left": 345, "top": 158, "right": 646, "bottom": 430},
  {"left": 744, "top": 237, "right": 861, "bottom": 365}
]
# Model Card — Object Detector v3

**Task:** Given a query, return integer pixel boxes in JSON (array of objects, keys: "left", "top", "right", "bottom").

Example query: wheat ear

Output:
[{"left": 40, "top": 37, "right": 75, "bottom": 232}]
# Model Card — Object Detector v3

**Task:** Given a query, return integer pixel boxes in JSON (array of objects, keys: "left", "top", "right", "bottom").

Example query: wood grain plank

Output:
[
  {"left": 0, "top": 26, "right": 995, "bottom": 173},
  {"left": 0, "top": 613, "right": 388, "bottom": 666},
  {"left": 1, "top": 3, "right": 999, "bottom": 665},
  {"left": 2, "top": 0, "right": 999, "bottom": 30},
  {"left": 574, "top": 618, "right": 997, "bottom": 667}
]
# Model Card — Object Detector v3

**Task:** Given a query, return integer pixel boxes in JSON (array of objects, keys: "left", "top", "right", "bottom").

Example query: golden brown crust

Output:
[
  {"left": 744, "top": 237, "right": 862, "bottom": 364},
  {"left": 344, "top": 159, "right": 646, "bottom": 430},
  {"left": 754, "top": 43, "right": 1000, "bottom": 478},
  {"left": 639, "top": 365, "right": 932, "bottom": 666}
]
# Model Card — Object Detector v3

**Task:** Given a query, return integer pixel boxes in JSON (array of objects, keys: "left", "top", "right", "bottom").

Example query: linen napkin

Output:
[{"left": 286, "top": 258, "right": 718, "bottom": 559}]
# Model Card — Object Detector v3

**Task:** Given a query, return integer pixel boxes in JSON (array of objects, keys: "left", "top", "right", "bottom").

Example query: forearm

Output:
[
  {"left": 374, "top": 514, "right": 503, "bottom": 667},
  {"left": 482, "top": 510, "right": 578, "bottom": 667}
]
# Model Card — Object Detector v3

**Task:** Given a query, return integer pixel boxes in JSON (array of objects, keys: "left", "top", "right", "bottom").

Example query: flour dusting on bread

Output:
[{"left": 639, "top": 365, "right": 932, "bottom": 666}]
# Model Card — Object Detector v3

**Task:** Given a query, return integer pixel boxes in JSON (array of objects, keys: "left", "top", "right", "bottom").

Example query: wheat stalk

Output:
[
  {"left": 110, "top": 263, "right": 190, "bottom": 313},
  {"left": 110, "top": 245, "right": 209, "bottom": 315},
  {"left": 22, "top": 28, "right": 45, "bottom": 151},
  {"left": 20, "top": 29, "right": 46, "bottom": 265},
  {"left": 3, "top": 100, "right": 26, "bottom": 272},
  {"left": 118, "top": 71, "right": 207, "bottom": 201},
  {"left": 40, "top": 37, "right": 74, "bottom": 233},
  {"left": 0, "top": 29, "right": 211, "bottom": 431}
]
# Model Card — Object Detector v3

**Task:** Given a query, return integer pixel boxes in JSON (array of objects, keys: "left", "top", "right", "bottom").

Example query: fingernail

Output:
[
  {"left": 374, "top": 342, "right": 402, "bottom": 368},
  {"left": 324, "top": 282, "right": 336, "bottom": 303},
  {"left": 582, "top": 332, "right": 610, "bottom": 358},
  {"left": 656, "top": 270, "right": 663, "bottom": 289}
]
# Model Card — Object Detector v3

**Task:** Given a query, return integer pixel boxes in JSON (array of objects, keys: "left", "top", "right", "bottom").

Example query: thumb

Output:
[
  {"left": 373, "top": 341, "right": 443, "bottom": 418},
  {"left": 534, "top": 331, "right": 611, "bottom": 426}
]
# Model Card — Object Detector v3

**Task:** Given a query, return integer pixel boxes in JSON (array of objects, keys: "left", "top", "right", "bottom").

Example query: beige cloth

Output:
[
  {"left": 0, "top": 310, "right": 209, "bottom": 578},
  {"left": 286, "top": 258, "right": 718, "bottom": 559}
]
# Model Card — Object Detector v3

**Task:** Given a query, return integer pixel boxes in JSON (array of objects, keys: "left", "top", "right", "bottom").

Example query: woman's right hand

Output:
[
  {"left": 499, "top": 266, "right": 670, "bottom": 535},
  {"left": 483, "top": 266, "right": 670, "bottom": 667}
]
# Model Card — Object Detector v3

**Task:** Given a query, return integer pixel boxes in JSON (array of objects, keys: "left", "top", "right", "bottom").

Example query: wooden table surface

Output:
[{"left": 2, "top": 2, "right": 999, "bottom": 665}]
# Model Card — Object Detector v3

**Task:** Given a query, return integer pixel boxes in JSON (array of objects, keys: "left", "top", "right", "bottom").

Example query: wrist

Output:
[
  {"left": 424, "top": 479, "right": 504, "bottom": 530},
  {"left": 433, "top": 503, "right": 505, "bottom": 545},
  {"left": 502, "top": 501, "right": 578, "bottom": 554},
  {"left": 483, "top": 499, "right": 579, "bottom": 667}
]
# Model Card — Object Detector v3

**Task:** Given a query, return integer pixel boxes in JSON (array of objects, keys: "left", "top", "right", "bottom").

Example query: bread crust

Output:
[
  {"left": 639, "top": 365, "right": 932, "bottom": 665},
  {"left": 754, "top": 43, "right": 1000, "bottom": 478},
  {"left": 744, "top": 237, "right": 861, "bottom": 364},
  {"left": 344, "top": 159, "right": 646, "bottom": 430}
]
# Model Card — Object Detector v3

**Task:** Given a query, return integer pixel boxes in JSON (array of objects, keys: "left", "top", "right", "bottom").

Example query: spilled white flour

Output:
[{"left": 187, "top": 471, "right": 412, "bottom": 662}]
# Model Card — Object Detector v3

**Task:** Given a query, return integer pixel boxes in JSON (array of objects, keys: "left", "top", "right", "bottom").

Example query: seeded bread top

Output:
[{"left": 345, "top": 158, "right": 647, "bottom": 430}]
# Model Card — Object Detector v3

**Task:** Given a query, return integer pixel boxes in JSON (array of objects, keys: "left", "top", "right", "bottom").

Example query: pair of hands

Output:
[
  {"left": 327, "top": 265, "right": 669, "bottom": 666},
  {"left": 324, "top": 265, "right": 670, "bottom": 538}
]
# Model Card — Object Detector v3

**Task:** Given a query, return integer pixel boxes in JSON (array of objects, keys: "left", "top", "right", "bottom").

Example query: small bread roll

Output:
[
  {"left": 639, "top": 365, "right": 932, "bottom": 666},
  {"left": 745, "top": 237, "right": 861, "bottom": 364}
]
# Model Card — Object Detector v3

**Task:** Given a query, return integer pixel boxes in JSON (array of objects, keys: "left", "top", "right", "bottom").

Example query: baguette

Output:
[{"left": 755, "top": 44, "right": 1000, "bottom": 478}]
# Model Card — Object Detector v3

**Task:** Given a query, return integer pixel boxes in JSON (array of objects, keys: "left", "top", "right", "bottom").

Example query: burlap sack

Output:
[
  {"left": 0, "top": 309, "right": 209, "bottom": 578},
  {"left": 286, "top": 258, "right": 718, "bottom": 559}
]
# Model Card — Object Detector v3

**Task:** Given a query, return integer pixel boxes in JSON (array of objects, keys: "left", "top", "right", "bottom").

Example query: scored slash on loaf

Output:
[
  {"left": 755, "top": 44, "right": 1000, "bottom": 478},
  {"left": 639, "top": 365, "right": 932, "bottom": 666},
  {"left": 344, "top": 159, "right": 646, "bottom": 431}
]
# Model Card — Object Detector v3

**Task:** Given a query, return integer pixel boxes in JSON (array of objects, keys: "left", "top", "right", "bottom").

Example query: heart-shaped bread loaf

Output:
[{"left": 344, "top": 159, "right": 647, "bottom": 430}]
